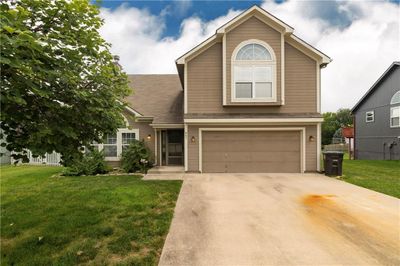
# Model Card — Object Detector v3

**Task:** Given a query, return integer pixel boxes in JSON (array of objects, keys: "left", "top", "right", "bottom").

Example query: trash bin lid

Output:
[{"left": 322, "top": 151, "right": 344, "bottom": 154}]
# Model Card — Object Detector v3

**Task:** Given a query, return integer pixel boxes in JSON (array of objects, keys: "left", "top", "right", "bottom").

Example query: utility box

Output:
[{"left": 323, "top": 151, "right": 344, "bottom": 176}]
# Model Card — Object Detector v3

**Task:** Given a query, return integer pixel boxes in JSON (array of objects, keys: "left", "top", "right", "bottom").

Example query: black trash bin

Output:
[{"left": 323, "top": 151, "right": 344, "bottom": 176}]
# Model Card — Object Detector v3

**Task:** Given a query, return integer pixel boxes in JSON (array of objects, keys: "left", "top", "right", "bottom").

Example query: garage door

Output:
[{"left": 202, "top": 131, "right": 301, "bottom": 173}]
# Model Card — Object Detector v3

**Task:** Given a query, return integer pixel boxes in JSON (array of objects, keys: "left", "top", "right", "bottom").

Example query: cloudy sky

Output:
[{"left": 98, "top": 0, "right": 400, "bottom": 112}]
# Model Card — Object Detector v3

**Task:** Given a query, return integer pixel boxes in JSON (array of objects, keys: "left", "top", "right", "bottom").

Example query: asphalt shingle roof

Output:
[{"left": 125, "top": 74, "right": 183, "bottom": 124}]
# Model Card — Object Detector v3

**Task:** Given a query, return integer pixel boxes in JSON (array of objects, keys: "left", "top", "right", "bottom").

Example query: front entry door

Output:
[{"left": 161, "top": 130, "right": 184, "bottom": 165}]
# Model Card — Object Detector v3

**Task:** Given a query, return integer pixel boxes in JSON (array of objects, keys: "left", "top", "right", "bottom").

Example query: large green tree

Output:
[
  {"left": 322, "top": 108, "right": 353, "bottom": 145},
  {"left": 0, "top": 0, "right": 131, "bottom": 164}
]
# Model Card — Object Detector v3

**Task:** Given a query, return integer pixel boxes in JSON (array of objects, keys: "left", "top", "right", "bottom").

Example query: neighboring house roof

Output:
[
  {"left": 175, "top": 5, "right": 331, "bottom": 67},
  {"left": 124, "top": 75, "right": 183, "bottom": 124},
  {"left": 351, "top": 61, "right": 400, "bottom": 113}
]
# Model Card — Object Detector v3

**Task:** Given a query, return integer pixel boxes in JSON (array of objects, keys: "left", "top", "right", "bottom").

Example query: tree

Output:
[
  {"left": 321, "top": 108, "right": 352, "bottom": 145},
  {"left": 0, "top": 0, "right": 131, "bottom": 164},
  {"left": 336, "top": 108, "right": 353, "bottom": 127}
]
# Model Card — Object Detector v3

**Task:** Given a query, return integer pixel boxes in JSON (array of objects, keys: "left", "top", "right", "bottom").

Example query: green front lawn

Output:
[
  {"left": 342, "top": 159, "right": 400, "bottom": 198},
  {"left": 0, "top": 165, "right": 182, "bottom": 265}
]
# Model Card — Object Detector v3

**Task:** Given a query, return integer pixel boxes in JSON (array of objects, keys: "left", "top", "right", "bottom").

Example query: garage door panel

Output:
[
  {"left": 248, "top": 142, "right": 300, "bottom": 152},
  {"left": 250, "top": 151, "right": 299, "bottom": 162},
  {"left": 202, "top": 131, "right": 301, "bottom": 173},
  {"left": 224, "top": 161, "right": 299, "bottom": 173},
  {"left": 222, "top": 152, "right": 252, "bottom": 161}
]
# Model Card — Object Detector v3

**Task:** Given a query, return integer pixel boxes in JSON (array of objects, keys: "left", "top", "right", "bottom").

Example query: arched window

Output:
[
  {"left": 390, "top": 90, "right": 400, "bottom": 105},
  {"left": 232, "top": 40, "right": 276, "bottom": 102},
  {"left": 390, "top": 90, "right": 400, "bottom": 128}
]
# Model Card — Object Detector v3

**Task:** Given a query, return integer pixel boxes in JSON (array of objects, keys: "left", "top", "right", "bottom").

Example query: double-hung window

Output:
[
  {"left": 390, "top": 90, "right": 400, "bottom": 128},
  {"left": 390, "top": 107, "right": 400, "bottom": 127},
  {"left": 365, "top": 111, "right": 374, "bottom": 123},
  {"left": 232, "top": 40, "right": 276, "bottom": 102},
  {"left": 91, "top": 129, "right": 139, "bottom": 160},
  {"left": 122, "top": 132, "right": 137, "bottom": 151},
  {"left": 103, "top": 133, "right": 117, "bottom": 157}
]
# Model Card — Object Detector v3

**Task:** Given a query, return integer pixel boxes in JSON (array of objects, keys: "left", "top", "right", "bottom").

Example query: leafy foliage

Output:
[
  {"left": 120, "top": 140, "right": 152, "bottom": 174},
  {"left": 322, "top": 108, "right": 352, "bottom": 145},
  {"left": 0, "top": 0, "right": 131, "bottom": 164},
  {"left": 63, "top": 149, "right": 111, "bottom": 176}
]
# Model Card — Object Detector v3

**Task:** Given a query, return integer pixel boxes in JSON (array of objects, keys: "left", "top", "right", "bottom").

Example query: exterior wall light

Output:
[
  {"left": 309, "top": 136, "right": 315, "bottom": 142},
  {"left": 147, "top": 134, "right": 151, "bottom": 140},
  {"left": 191, "top": 136, "right": 196, "bottom": 143}
]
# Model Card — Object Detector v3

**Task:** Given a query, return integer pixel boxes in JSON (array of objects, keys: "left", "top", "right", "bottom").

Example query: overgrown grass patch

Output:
[{"left": 0, "top": 165, "right": 182, "bottom": 265}]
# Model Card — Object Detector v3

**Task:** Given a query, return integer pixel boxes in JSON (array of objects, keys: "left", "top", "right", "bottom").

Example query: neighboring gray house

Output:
[{"left": 351, "top": 62, "right": 400, "bottom": 160}]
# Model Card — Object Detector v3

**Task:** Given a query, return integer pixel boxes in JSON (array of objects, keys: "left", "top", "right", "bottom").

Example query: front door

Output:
[{"left": 161, "top": 130, "right": 184, "bottom": 165}]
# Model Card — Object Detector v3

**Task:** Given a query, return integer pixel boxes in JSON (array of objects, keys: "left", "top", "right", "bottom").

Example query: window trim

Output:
[
  {"left": 390, "top": 90, "right": 400, "bottom": 105},
  {"left": 390, "top": 106, "right": 400, "bottom": 128},
  {"left": 92, "top": 128, "right": 140, "bottom": 161},
  {"left": 365, "top": 111, "right": 374, "bottom": 123},
  {"left": 231, "top": 39, "right": 277, "bottom": 103}
]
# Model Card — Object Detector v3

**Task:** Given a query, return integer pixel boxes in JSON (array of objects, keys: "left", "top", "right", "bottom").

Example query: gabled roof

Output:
[
  {"left": 351, "top": 62, "right": 400, "bottom": 113},
  {"left": 124, "top": 75, "right": 183, "bottom": 124},
  {"left": 175, "top": 5, "right": 331, "bottom": 66}
]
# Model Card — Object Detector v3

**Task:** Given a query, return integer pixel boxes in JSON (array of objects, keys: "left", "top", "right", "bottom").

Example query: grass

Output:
[
  {"left": 341, "top": 159, "right": 400, "bottom": 198},
  {"left": 0, "top": 165, "right": 182, "bottom": 265}
]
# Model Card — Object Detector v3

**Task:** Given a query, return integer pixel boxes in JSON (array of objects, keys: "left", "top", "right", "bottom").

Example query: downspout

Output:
[
  {"left": 383, "top": 142, "right": 386, "bottom": 160},
  {"left": 389, "top": 141, "right": 397, "bottom": 160}
]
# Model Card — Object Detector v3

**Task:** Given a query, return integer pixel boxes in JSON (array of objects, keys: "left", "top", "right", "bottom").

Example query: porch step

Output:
[{"left": 147, "top": 166, "right": 185, "bottom": 174}]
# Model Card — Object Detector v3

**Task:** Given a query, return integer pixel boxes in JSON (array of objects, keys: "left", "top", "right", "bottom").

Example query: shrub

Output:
[
  {"left": 121, "top": 140, "right": 152, "bottom": 173},
  {"left": 63, "top": 149, "right": 111, "bottom": 176}
]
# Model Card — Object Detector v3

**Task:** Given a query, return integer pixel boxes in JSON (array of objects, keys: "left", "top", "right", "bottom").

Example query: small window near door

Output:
[{"left": 366, "top": 111, "right": 374, "bottom": 123}]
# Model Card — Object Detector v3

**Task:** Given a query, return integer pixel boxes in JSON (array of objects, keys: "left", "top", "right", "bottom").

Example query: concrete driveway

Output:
[{"left": 159, "top": 173, "right": 400, "bottom": 265}]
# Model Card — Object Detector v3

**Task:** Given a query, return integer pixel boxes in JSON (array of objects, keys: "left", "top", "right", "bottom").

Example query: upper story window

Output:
[
  {"left": 365, "top": 111, "right": 374, "bottom": 123},
  {"left": 390, "top": 90, "right": 400, "bottom": 128},
  {"left": 390, "top": 90, "right": 400, "bottom": 105},
  {"left": 232, "top": 40, "right": 276, "bottom": 102}
]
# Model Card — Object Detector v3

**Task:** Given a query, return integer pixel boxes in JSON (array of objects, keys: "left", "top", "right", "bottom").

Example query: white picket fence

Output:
[{"left": 11, "top": 150, "right": 62, "bottom": 166}]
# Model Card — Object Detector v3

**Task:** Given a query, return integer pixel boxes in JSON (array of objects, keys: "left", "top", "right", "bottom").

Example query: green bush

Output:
[
  {"left": 121, "top": 140, "right": 152, "bottom": 173},
  {"left": 63, "top": 149, "right": 111, "bottom": 176}
]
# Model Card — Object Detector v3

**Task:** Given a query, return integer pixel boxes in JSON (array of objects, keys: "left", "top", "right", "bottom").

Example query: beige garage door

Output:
[{"left": 202, "top": 131, "right": 301, "bottom": 173}]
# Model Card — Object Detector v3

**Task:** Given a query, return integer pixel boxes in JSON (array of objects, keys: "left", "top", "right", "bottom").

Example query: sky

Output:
[{"left": 97, "top": 0, "right": 400, "bottom": 112}]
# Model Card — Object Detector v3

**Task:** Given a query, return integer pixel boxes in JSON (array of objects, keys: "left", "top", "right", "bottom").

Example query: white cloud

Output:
[
  {"left": 172, "top": 0, "right": 192, "bottom": 17},
  {"left": 99, "top": 1, "right": 400, "bottom": 112},
  {"left": 99, "top": 6, "right": 240, "bottom": 74},
  {"left": 261, "top": 0, "right": 400, "bottom": 112}
]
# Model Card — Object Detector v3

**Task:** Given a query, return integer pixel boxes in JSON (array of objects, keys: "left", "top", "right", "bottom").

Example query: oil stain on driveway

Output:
[{"left": 159, "top": 173, "right": 400, "bottom": 266}]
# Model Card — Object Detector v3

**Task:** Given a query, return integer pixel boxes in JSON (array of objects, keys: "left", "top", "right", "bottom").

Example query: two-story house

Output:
[
  {"left": 103, "top": 6, "right": 331, "bottom": 173},
  {"left": 351, "top": 62, "right": 400, "bottom": 160}
]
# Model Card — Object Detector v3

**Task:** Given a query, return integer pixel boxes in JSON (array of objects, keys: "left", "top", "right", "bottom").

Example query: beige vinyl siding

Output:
[
  {"left": 186, "top": 23, "right": 318, "bottom": 114},
  {"left": 283, "top": 43, "right": 317, "bottom": 113},
  {"left": 226, "top": 16, "right": 281, "bottom": 106},
  {"left": 187, "top": 43, "right": 223, "bottom": 114},
  {"left": 125, "top": 113, "right": 156, "bottom": 162},
  {"left": 187, "top": 125, "right": 200, "bottom": 172},
  {"left": 305, "top": 124, "right": 317, "bottom": 172},
  {"left": 187, "top": 124, "right": 318, "bottom": 172}
]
